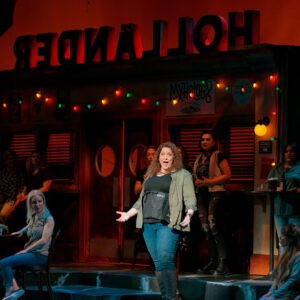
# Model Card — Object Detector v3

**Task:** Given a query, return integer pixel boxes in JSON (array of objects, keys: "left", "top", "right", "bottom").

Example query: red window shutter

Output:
[
  {"left": 10, "top": 133, "right": 36, "bottom": 161},
  {"left": 46, "top": 132, "right": 75, "bottom": 166}
]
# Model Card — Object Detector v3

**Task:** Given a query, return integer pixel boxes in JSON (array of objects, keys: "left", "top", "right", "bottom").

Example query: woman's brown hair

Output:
[
  {"left": 272, "top": 223, "right": 300, "bottom": 290},
  {"left": 146, "top": 141, "right": 183, "bottom": 178}
]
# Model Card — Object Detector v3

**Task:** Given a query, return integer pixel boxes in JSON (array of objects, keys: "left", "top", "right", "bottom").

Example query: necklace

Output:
[{"left": 158, "top": 170, "right": 170, "bottom": 175}]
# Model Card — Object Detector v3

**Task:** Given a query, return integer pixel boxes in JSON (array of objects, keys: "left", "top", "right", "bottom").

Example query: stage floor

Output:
[{"left": 15, "top": 261, "right": 272, "bottom": 300}]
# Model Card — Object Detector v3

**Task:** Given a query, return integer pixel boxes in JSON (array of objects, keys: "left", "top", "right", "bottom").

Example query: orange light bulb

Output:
[
  {"left": 114, "top": 89, "right": 122, "bottom": 97},
  {"left": 189, "top": 92, "right": 195, "bottom": 98},
  {"left": 172, "top": 99, "right": 178, "bottom": 105},
  {"left": 101, "top": 98, "right": 108, "bottom": 105}
]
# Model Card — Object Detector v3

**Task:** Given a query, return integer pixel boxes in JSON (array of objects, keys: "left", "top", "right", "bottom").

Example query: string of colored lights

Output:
[{"left": 0, "top": 74, "right": 279, "bottom": 113}]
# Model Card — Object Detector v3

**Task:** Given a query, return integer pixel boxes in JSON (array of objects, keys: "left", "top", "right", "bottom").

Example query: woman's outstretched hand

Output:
[
  {"left": 10, "top": 231, "right": 23, "bottom": 238},
  {"left": 116, "top": 211, "right": 130, "bottom": 222}
]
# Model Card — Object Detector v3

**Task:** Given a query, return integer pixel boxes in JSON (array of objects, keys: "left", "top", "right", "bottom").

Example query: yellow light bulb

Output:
[
  {"left": 35, "top": 92, "right": 42, "bottom": 99},
  {"left": 254, "top": 124, "right": 267, "bottom": 136}
]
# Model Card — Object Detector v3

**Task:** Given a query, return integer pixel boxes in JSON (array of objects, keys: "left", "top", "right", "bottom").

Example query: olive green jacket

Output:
[{"left": 132, "top": 169, "right": 197, "bottom": 231}]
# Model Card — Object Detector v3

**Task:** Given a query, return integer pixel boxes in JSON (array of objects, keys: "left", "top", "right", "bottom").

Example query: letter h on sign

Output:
[{"left": 228, "top": 10, "right": 260, "bottom": 47}]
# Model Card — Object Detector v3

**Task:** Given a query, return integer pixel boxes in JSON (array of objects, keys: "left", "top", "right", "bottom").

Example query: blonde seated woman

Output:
[{"left": 0, "top": 190, "right": 54, "bottom": 300}]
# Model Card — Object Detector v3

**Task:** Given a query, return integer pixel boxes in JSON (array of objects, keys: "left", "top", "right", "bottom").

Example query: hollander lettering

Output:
[{"left": 13, "top": 10, "right": 260, "bottom": 70}]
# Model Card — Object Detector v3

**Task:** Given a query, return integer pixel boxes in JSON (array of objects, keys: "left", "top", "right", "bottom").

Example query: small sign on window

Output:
[{"left": 259, "top": 141, "right": 272, "bottom": 154}]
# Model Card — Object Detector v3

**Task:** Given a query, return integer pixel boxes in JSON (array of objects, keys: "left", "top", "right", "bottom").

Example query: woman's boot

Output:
[
  {"left": 197, "top": 258, "right": 218, "bottom": 274},
  {"left": 213, "top": 231, "right": 229, "bottom": 275},
  {"left": 164, "top": 269, "right": 177, "bottom": 300},
  {"left": 197, "top": 230, "right": 218, "bottom": 274},
  {"left": 155, "top": 271, "right": 167, "bottom": 299},
  {"left": 213, "top": 258, "right": 230, "bottom": 276}
]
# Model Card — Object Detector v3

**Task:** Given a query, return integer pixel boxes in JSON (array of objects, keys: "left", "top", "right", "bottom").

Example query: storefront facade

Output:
[{"left": 1, "top": 10, "right": 300, "bottom": 273}]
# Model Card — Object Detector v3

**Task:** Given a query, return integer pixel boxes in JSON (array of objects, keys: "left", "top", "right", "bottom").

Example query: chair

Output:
[{"left": 17, "top": 228, "right": 61, "bottom": 300}]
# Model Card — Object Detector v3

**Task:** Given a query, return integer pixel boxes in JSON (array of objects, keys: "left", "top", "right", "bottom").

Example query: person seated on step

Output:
[
  {"left": 260, "top": 223, "right": 300, "bottom": 300},
  {"left": 0, "top": 190, "right": 54, "bottom": 300}
]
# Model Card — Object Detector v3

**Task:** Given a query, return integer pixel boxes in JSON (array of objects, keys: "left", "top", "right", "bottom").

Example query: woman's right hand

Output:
[
  {"left": 10, "top": 231, "right": 23, "bottom": 238},
  {"left": 194, "top": 179, "right": 202, "bottom": 187},
  {"left": 116, "top": 211, "right": 130, "bottom": 222}
]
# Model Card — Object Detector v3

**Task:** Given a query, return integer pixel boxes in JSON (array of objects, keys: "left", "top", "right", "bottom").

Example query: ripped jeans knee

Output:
[
  {"left": 201, "top": 223, "right": 209, "bottom": 233},
  {"left": 208, "top": 214, "right": 218, "bottom": 235},
  {"left": 199, "top": 214, "right": 209, "bottom": 233}
]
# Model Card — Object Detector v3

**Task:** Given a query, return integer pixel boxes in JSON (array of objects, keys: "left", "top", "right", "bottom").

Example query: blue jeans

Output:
[
  {"left": 0, "top": 252, "right": 47, "bottom": 289},
  {"left": 143, "top": 222, "right": 181, "bottom": 271}
]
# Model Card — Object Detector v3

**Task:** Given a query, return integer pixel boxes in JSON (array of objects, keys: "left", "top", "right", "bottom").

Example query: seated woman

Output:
[
  {"left": 0, "top": 190, "right": 54, "bottom": 300},
  {"left": 260, "top": 223, "right": 300, "bottom": 300}
]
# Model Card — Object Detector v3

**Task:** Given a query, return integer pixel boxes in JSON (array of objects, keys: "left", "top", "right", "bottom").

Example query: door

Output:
[{"left": 88, "top": 118, "right": 152, "bottom": 261}]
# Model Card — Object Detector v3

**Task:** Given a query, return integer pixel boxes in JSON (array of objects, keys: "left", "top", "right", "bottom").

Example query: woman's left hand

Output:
[
  {"left": 180, "top": 215, "right": 192, "bottom": 227},
  {"left": 198, "top": 176, "right": 212, "bottom": 187},
  {"left": 16, "top": 249, "right": 27, "bottom": 255}
]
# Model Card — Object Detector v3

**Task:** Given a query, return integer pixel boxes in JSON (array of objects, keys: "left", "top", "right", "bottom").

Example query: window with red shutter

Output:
[
  {"left": 46, "top": 132, "right": 76, "bottom": 180},
  {"left": 9, "top": 133, "right": 36, "bottom": 161}
]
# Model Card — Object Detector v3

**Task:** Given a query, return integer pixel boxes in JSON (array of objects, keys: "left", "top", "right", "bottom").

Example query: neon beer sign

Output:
[{"left": 13, "top": 10, "right": 259, "bottom": 70}]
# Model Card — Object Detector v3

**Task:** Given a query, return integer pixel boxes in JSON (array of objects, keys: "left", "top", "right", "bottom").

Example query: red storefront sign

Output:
[{"left": 13, "top": 10, "right": 259, "bottom": 70}]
